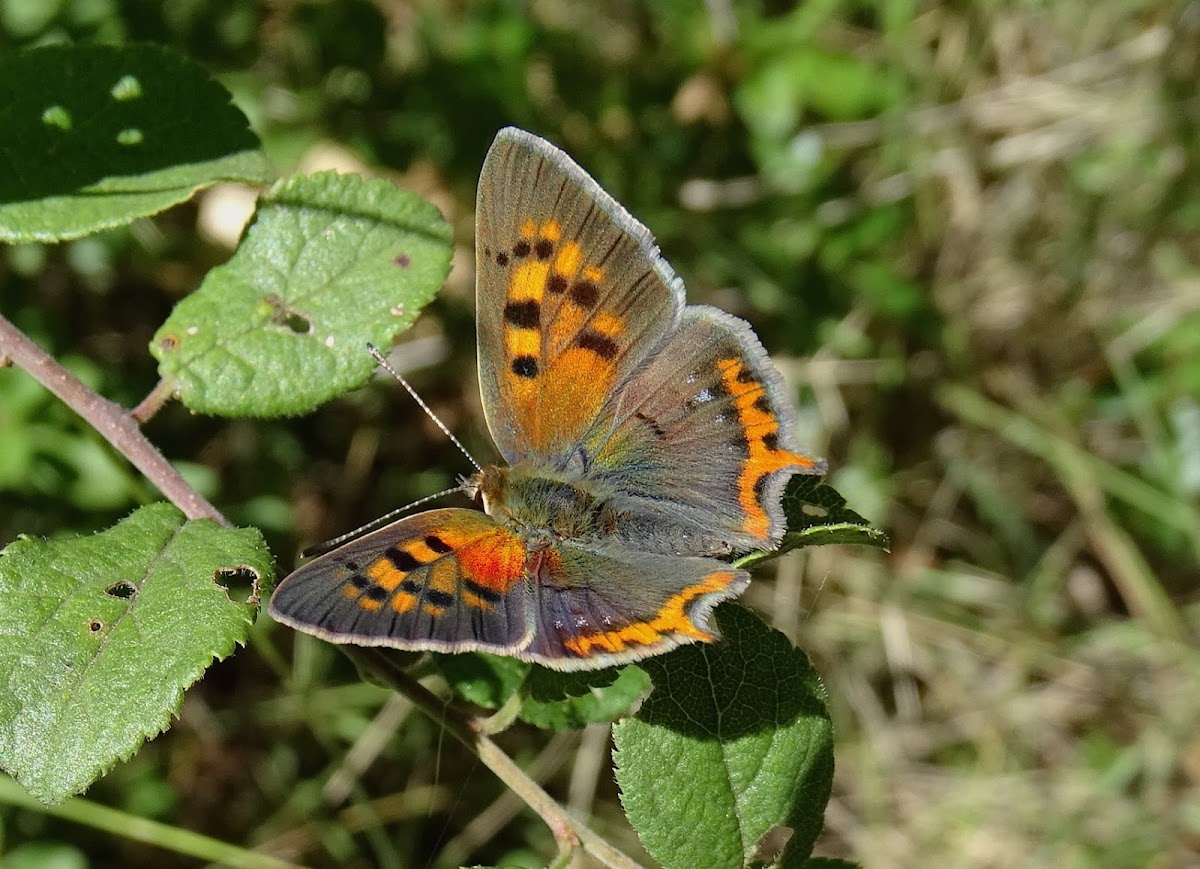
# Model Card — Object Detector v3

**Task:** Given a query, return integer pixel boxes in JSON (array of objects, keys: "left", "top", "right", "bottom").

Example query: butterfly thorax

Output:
[{"left": 471, "top": 462, "right": 616, "bottom": 542}]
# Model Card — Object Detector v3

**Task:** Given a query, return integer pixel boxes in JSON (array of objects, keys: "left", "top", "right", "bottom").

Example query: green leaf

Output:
[
  {"left": 525, "top": 664, "right": 622, "bottom": 702},
  {"left": 436, "top": 653, "right": 530, "bottom": 710},
  {"left": 737, "top": 475, "right": 890, "bottom": 570},
  {"left": 0, "top": 504, "right": 273, "bottom": 804},
  {"left": 613, "top": 605, "right": 833, "bottom": 869},
  {"left": 0, "top": 43, "right": 272, "bottom": 242},
  {"left": 150, "top": 171, "right": 453, "bottom": 417},
  {"left": 520, "top": 665, "right": 650, "bottom": 731},
  {"left": 436, "top": 656, "right": 649, "bottom": 730}
]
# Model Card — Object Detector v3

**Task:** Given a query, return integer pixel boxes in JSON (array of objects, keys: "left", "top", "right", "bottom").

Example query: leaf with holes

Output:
[
  {"left": 737, "top": 475, "right": 890, "bottom": 570},
  {"left": 150, "top": 171, "right": 453, "bottom": 416},
  {"left": 0, "top": 43, "right": 272, "bottom": 242},
  {"left": 613, "top": 605, "right": 833, "bottom": 869},
  {"left": 0, "top": 504, "right": 272, "bottom": 804}
]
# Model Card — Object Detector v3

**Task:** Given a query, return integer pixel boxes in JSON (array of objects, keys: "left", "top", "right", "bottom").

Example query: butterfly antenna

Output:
[
  {"left": 366, "top": 343, "right": 483, "bottom": 473},
  {"left": 301, "top": 484, "right": 468, "bottom": 558}
]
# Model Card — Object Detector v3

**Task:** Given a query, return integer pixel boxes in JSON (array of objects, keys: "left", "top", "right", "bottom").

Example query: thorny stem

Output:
[
  {"left": 0, "top": 313, "right": 228, "bottom": 525},
  {"left": 341, "top": 648, "right": 643, "bottom": 869}
]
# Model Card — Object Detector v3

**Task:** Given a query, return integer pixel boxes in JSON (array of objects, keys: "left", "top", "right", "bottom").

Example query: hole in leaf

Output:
[
  {"left": 749, "top": 823, "right": 794, "bottom": 865},
  {"left": 110, "top": 75, "right": 142, "bottom": 101},
  {"left": 104, "top": 580, "right": 137, "bottom": 600},
  {"left": 215, "top": 565, "right": 261, "bottom": 605},
  {"left": 393, "top": 253, "right": 411, "bottom": 268},
  {"left": 264, "top": 293, "right": 312, "bottom": 334},
  {"left": 801, "top": 504, "right": 828, "bottom": 518},
  {"left": 87, "top": 619, "right": 104, "bottom": 633},
  {"left": 116, "top": 128, "right": 144, "bottom": 146},
  {"left": 158, "top": 333, "right": 179, "bottom": 352},
  {"left": 41, "top": 105, "right": 72, "bottom": 131}
]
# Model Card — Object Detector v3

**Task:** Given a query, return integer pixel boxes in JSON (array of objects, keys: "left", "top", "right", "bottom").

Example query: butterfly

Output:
[{"left": 268, "top": 128, "right": 825, "bottom": 671}]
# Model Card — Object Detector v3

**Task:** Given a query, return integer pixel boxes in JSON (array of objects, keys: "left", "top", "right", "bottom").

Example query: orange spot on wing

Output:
[
  {"left": 582, "top": 265, "right": 604, "bottom": 283},
  {"left": 591, "top": 311, "right": 623, "bottom": 336},
  {"left": 462, "top": 591, "right": 495, "bottom": 611},
  {"left": 519, "top": 218, "right": 537, "bottom": 238},
  {"left": 427, "top": 560, "right": 458, "bottom": 596},
  {"left": 392, "top": 592, "right": 417, "bottom": 613},
  {"left": 506, "top": 328, "right": 540, "bottom": 359},
  {"left": 540, "top": 220, "right": 561, "bottom": 241},
  {"left": 366, "top": 559, "right": 406, "bottom": 591},
  {"left": 554, "top": 241, "right": 583, "bottom": 276},
  {"left": 456, "top": 531, "right": 526, "bottom": 594},
  {"left": 510, "top": 261, "right": 550, "bottom": 302},
  {"left": 718, "top": 358, "right": 820, "bottom": 539},
  {"left": 564, "top": 572, "right": 735, "bottom": 657},
  {"left": 358, "top": 597, "right": 384, "bottom": 611}
]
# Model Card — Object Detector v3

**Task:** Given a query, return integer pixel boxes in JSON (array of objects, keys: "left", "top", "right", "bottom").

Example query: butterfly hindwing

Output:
[
  {"left": 520, "top": 540, "right": 749, "bottom": 670},
  {"left": 475, "top": 128, "right": 684, "bottom": 464},
  {"left": 581, "top": 306, "right": 826, "bottom": 554},
  {"left": 268, "top": 509, "right": 534, "bottom": 655}
]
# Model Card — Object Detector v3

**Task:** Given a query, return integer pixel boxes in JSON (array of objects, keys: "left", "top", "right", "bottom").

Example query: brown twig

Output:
[
  {"left": 341, "top": 647, "right": 644, "bottom": 869},
  {"left": 0, "top": 313, "right": 228, "bottom": 525}
]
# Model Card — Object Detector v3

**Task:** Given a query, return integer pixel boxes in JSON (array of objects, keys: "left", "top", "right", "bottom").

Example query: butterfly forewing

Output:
[
  {"left": 269, "top": 509, "right": 535, "bottom": 655},
  {"left": 475, "top": 128, "right": 684, "bottom": 465}
]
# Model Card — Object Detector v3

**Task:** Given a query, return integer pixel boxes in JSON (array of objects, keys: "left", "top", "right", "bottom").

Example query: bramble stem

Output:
[
  {"left": 341, "top": 648, "right": 643, "bottom": 869},
  {"left": 0, "top": 313, "right": 227, "bottom": 525}
]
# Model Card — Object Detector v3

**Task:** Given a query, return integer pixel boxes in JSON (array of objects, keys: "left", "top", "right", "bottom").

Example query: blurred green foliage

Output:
[{"left": 2, "top": 1, "right": 1198, "bottom": 867}]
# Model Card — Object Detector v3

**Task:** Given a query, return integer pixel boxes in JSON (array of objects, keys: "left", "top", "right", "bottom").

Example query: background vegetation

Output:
[{"left": 2, "top": 1, "right": 1198, "bottom": 866}]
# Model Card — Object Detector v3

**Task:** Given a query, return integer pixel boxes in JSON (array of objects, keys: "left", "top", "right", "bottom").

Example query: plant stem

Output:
[
  {"left": 132, "top": 376, "right": 179, "bottom": 424},
  {"left": 0, "top": 313, "right": 227, "bottom": 525},
  {"left": 342, "top": 648, "right": 644, "bottom": 869},
  {"left": 0, "top": 775, "right": 299, "bottom": 869}
]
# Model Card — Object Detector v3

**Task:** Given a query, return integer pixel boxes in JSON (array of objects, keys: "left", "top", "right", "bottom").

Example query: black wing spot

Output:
[
  {"left": 464, "top": 578, "right": 503, "bottom": 603},
  {"left": 424, "top": 535, "right": 453, "bottom": 554},
  {"left": 535, "top": 239, "right": 554, "bottom": 259},
  {"left": 762, "top": 431, "right": 779, "bottom": 451},
  {"left": 503, "top": 299, "right": 541, "bottom": 329},
  {"left": 349, "top": 574, "right": 372, "bottom": 590},
  {"left": 512, "top": 240, "right": 532, "bottom": 258},
  {"left": 512, "top": 355, "right": 539, "bottom": 378},
  {"left": 425, "top": 589, "right": 456, "bottom": 608},
  {"left": 753, "top": 396, "right": 773, "bottom": 416},
  {"left": 569, "top": 280, "right": 600, "bottom": 308},
  {"left": 737, "top": 367, "right": 757, "bottom": 384},
  {"left": 547, "top": 273, "right": 568, "bottom": 294},
  {"left": 363, "top": 585, "right": 389, "bottom": 602},
  {"left": 386, "top": 547, "right": 423, "bottom": 571},
  {"left": 577, "top": 330, "right": 618, "bottom": 360},
  {"left": 494, "top": 251, "right": 510, "bottom": 266}
]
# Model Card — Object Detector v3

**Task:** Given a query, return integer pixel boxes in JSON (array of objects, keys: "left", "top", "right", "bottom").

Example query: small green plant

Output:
[{"left": 0, "top": 43, "right": 885, "bottom": 868}]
